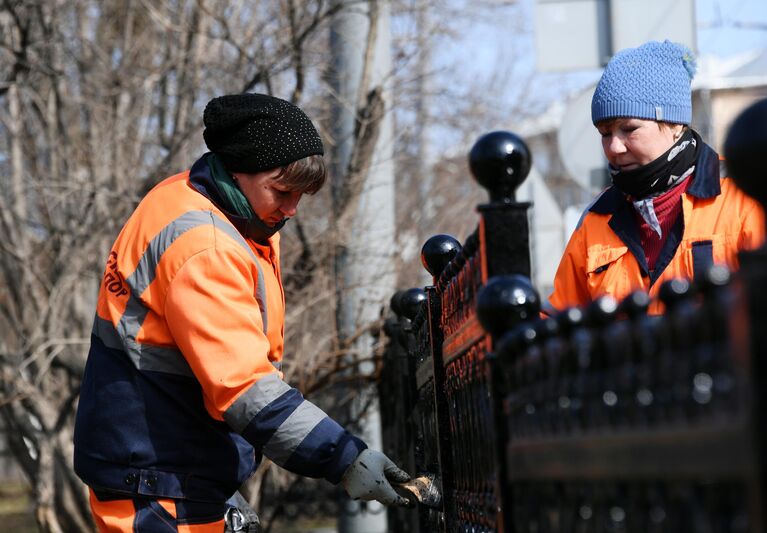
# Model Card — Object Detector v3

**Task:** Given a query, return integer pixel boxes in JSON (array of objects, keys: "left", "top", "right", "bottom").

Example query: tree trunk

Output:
[{"left": 330, "top": 1, "right": 396, "bottom": 531}]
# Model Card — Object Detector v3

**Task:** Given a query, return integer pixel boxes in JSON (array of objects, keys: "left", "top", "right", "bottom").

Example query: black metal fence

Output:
[{"left": 379, "top": 100, "right": 767, "bottom": 533}]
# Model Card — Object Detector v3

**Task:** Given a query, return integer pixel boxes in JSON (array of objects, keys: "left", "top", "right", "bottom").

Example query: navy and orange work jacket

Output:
[
  {"left": 74, "top": 154, "right": 365, "bottom": 503},
  {"left": 548, "top": 142, "right": 765, "bottom": 315}
]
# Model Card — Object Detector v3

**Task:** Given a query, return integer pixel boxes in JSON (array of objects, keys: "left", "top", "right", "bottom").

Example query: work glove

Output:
[{"left": 341, "top": 449, "right": 411, "bottom": 506}]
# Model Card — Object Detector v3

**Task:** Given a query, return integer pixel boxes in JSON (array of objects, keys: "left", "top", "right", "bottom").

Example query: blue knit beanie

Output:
[{"left": 591, "top": 40, "right": 697, "bottom": 125}]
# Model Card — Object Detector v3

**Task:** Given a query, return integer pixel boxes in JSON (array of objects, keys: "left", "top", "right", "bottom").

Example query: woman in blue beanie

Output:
[{"left": 548, "top": 40, "right": 765, "bottom": 314}]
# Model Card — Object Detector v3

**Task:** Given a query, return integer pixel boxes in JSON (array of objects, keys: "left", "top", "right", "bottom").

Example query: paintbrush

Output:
[{"left": 395, "top": 473, "right": 442, "bottom": 509}]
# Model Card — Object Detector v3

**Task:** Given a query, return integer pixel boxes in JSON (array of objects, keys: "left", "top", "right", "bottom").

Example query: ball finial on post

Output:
[
  {"left": 390, "top": 290, "right": 408, "bottom": 317},
  {"left": 724, "top": 98, "right": 767, "bottom": 213},
  {"left": 400, "top": 288, "right": 427, "bottom": 321},
  {"left": 421, "top": 234, "right": 462, "bottom": 278},
  {"left": 658, "top": 278, "right": 694, "bottom": 312},
  {"left": 476, "top": 275, "right": 540, "bottom": 338},
  {"left": 469, "top": 131, "right": 532, "bottom": 203}
]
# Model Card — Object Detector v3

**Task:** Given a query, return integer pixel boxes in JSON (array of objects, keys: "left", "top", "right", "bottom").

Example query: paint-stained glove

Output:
[{"left": 342, "top": 449, "right": 411, "bottom": 506}]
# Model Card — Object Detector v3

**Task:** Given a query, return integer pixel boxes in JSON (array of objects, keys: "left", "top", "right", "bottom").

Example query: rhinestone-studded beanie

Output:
[
  {"left": 203, "top": 93, "right": 324, "bottom": 173},
  {"left": 591, "top": 40, "right": 697, "bottom": 125}
]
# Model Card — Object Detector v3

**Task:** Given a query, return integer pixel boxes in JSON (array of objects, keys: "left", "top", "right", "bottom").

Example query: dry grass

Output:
[{"left": 0, "top": 482, "right": 38, "bottom": 533}]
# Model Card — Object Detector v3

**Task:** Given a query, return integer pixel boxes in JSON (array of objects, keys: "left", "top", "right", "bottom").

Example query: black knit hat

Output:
[{"left": 203, "top": 93, "right": 324, "bottom": 173}]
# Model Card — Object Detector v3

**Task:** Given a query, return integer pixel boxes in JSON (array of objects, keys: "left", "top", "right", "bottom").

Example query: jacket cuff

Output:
[{"left": 325, "top": 432, "right": 367, "bottom": 485}]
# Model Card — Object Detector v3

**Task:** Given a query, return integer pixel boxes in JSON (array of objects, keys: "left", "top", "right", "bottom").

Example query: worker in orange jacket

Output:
[
  {"left": 548, "top": 40, "right": 765, "bottom": 315},
  {"left": 74, "top": 94, "right": 410, "bottom": 532}
]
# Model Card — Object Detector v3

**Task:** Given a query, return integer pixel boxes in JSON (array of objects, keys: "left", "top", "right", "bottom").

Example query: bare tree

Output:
[
  {"left": 0, "top": 0, "right": 539, "bottom": 530},
  {"left": 0, "top": 1, "right": 350, "bottom": 530}
]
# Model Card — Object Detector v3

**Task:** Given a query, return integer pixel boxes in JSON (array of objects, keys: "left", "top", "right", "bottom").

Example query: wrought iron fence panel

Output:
[{"left": 379, "top": 102, "right": 767, "bottom": 532}]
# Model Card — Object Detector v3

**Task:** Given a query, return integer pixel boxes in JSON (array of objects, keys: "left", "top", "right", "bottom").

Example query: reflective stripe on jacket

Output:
[
  {"left": 74, "top": 156, "right": 365, "bottom": 502},
  {"left": 548, "top": 142, "right": 765, "bottom": 315}
]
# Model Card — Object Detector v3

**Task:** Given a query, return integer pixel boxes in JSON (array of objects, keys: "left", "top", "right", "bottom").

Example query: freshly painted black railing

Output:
[{"left": 380, "top": 99, "right": 767, "bottom": 533}]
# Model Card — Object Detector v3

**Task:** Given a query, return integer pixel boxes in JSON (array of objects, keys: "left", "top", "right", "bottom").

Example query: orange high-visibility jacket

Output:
[
  {"left": 548, "top": 142, "right": 765, "bottom": 315},
  {"left": 74, "top": 155, "right": 364, "bottom": 503}
]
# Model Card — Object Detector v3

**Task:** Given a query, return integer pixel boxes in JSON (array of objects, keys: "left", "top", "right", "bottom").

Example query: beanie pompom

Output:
[
  {"left": 681, "top": 48, "right": 697, "bottom": 79},
  {"left": 661, "top": 39, "right": 696, "bottom": 80}
]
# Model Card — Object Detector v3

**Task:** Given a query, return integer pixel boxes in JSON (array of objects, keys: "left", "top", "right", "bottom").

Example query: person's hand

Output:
[{"left": 341, "top": 449, "right": 411, "bottom": 506}]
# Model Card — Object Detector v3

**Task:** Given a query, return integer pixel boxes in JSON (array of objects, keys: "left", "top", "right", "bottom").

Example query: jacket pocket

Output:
[
  {"left": 586, "top": 246, "right": 629, "bottom": 275},
  {"left": 585, "top": 246, "right": 629, "bottom": 296},
  {"left": 682, "top": 235, "right": 729, "bottom": 281}
]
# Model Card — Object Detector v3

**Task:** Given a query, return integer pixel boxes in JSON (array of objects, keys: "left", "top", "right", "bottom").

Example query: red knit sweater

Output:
[{"left": 635, "top": 175, "right": 692, "bottom": 273}]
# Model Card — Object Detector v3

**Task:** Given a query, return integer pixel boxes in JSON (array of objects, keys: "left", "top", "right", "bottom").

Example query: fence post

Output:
[
  {"left": 381, "top": 288, "right": 424, "bottom": 532},
  {"left": 421, "top": 130, "right": 533, "bottom": 532},
  {"left": 420, "top": 234, "right": 462, "bottom": 529},
  {"left": 469, "top": 130, "right": 533, "bottom": 280},
  {"left": 724, "top": 97, "right": 767, "bottom": 530},
  {"left": 477, "top": 275, "right": 541, "bottom": 530}
]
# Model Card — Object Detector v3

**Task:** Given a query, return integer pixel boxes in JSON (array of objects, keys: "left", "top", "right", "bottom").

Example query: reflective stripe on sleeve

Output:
[
  {"left": 261, "top": 400, "right": 329, "bottom": 467},
  {"left": 96, "top": 209, "right": 268, "bottom": 376},
  {"left": 223, "top": 373, "right": 293, "bottom": 433},
  {"left": 223, "top": 378, "right": 334, "bottom": 469}
]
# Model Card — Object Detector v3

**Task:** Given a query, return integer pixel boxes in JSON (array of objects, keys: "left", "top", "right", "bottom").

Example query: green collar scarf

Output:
[
  {"left": 208, "top": 153, "right": 255, "bottom": 219},
  {"left": 207, "top": 153, "right": 287, "bottom": 242}
]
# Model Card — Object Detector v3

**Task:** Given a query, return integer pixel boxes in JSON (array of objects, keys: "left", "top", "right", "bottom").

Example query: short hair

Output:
[{"left": 274, "top": 154, "right": 326, "bottom": 195}]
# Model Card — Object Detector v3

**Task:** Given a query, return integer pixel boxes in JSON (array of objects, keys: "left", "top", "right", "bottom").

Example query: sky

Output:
[
  {"left": 696, "top": 0, "right": 767, "bottom": 56},
  {"left": 427, "top": 0, "right": 767, "bottom": 146},
  {"left": 439, "top": 0, "right": 767, "bottom": 84},
  {"left": 432, "top": 0, "right": 767, "bottom": 282}
]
